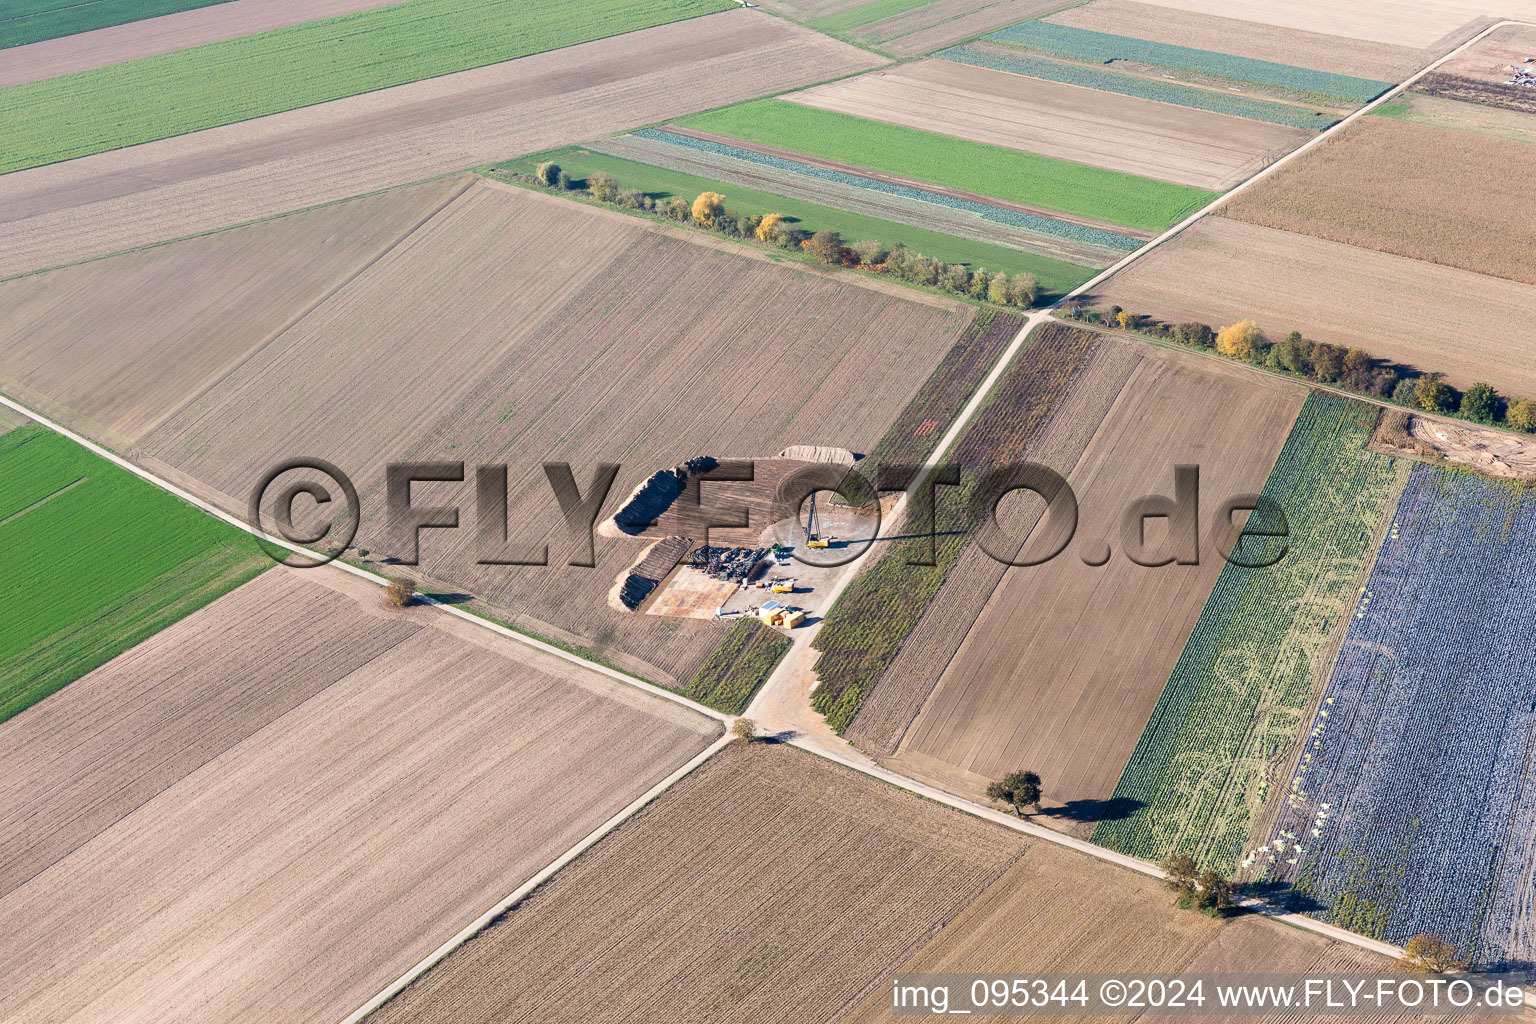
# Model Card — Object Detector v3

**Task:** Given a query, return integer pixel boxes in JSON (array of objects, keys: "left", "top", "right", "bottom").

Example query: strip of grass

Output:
[
  {"left": 496, "top": 146, "right": 1096, "bottom": 298},
  {"left": 682, "top": 618, "right": 791, "bottom": 714},
  {"left": 812, "top": 0, "right": 932, "bottom": 35},
  {"left": 677, "top": 99, "right": 1215, "bottom": 232},
  {"left": 1, "top": 0, "right": 239, "bottom": 49},
  {"left": 0, "top": 425, "right": 269, "bottom": 722},
  {"left": 0, "top": 0, "right": 733, "bottom": 174}
]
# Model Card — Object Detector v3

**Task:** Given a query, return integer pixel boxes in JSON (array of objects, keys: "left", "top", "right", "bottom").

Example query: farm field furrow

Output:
[
  {"left": 0, "top": 0, "right": 405, "bottom": 87},
  {"left": 0, "top": 174, "right": 472, "bottom": 448},
  {"left": 676, "top": 99, "right": 1217, "bottom": 232},
  {"left": 840, "top": 841, "right": 1399, "bottom": 1023},
  {"left": 0, "top": 9, "right": 881, "bottom": 279},
  {"left": 365, "top": 742, "right": 1023, "bottom": 1024},
  {"left": 1044, "top": 0, "right": 1428, "bottom": 81},
  {"left": 1255, "top": 467, "right": 1536, "bottom": 964},
  {"left": 1220, "top": 117, "right": 1536, "bottom": 286},
  {"left": 586, "top": 132, "right": 1127, "bottom": 268},
  {"left": 0, "top": 0, "right": 234, "bottom": 49},
  {"left": 785, "top": 59, "right": 1312, "bottom": 190},
  {"left": 0, "top": 0, "right": 737, "bottom": 174},
  {"left": 1093, "top": 393, "right": 1408, "bottom": 873},
  {"left": 0, "top": 425, "right": 268, "bottom": 724},
  {"left": 892, "top": 347, "right": 1304, "bottom": 814},
  {"left": 1118, "top": 0, "right": 1517, "bottom": 50},
  {"left": 0, "top": 568, "right": 719, "bottom": 1024},
  {"left": 1095, "top": 216, "right": 1536, "bottom": 397},
  {"left": 138, "top": 181, "right": 974, "bottom": 690}
]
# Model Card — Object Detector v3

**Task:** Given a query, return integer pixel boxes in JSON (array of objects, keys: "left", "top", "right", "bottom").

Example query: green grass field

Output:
[
  {"left": 1, "top": 0, "right": 238, "bottom": 49},
  {"left": 811, "top": 0, "right": 931, "bottom": 35},
  {"left": 677, "top": 99, "right": 1216, "bottom": 232},
  {"left": 0, "top": 0, "right": 734, "bottom": 174},
  {"left": 0, "top": 425, "right": 268, "bottom": 723},
  {"left": 496, "top": 148, "right": 1097, "bottom": 298}
]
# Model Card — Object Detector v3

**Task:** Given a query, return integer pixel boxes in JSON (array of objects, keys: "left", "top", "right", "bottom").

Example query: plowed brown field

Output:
[
  {"left": 1098, "top": 217, "right": 1536, "bottom": 396},
  {"left": 0, "top": 175, "right": 471, "bottom": 449},
  {"left": 1221, "top": 116, "right": 1536, "bottom": 286},
  {"left": 887, "top": 346, "right": 1303, "bottom": 817},
  {"left": 367, "top": 742, "right": 1022, "bottom": 1024},
  {"left": 0, "top": 0, "right": 403, "bottom": 87},
  {"left": 1045, "top": 0, "right": 1427, "bottom": 80},
  {"left": 787, "top": 60, "right": 1309, "bottom": 189},
  {"left": 131, "top": 181, "right": 971, "bottom": 687},
  {"left": 0, "top": 568, "right": 718, "bottom": 1024},
  {"left": 0, "top": 9, "right": 883, "bottom": 279},
  {"left": 862, "top": 0, "right": 1072, "bottom": 56}
]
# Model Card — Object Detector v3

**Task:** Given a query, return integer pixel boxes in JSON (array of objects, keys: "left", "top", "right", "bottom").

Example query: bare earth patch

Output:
[
  {"left": 0, "top": 9, "right": 884, "bottom": 279},
  {"left": 1373, "top": 411, "right": 1536, "bottom": 479},
  {"left": 1220, "top": 116, "right": 1536, "bottom": 286},
  {"left": 1123, "top": 0, "right": 1512, "bottom": 51},
  {"left": 0, "top": 568, "right": 719, "bottom": 1024},
  {"left": 367, "top": 742, "right": 1022, "bottom": 1024},
  {"left": 1098, "top": 217, "right": 1536, "bottom": 398},
  {"left": 786, "top": 59, "right": 1310, "bottom": 190}
]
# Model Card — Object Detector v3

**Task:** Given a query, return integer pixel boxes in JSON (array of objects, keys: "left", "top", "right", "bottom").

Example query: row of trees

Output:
[
  {"left": 1066, "top": 303, "right": 1536, "bottom": 433},
  {"left": 529, "top": 162, "right": 1039, "bottom": 307}
]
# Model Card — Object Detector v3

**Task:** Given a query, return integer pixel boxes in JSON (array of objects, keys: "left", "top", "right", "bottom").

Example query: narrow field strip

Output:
[
  {"left": 0, "top": 474, "right": 84, "bottom": 527},
  {"left": 676, "top": 98, "right": 1216, "bottom": 232},
  {"left": 0, "top": 0, "right": 236, "bottom": 49},
  {"left": 0, "top": 0, "right": 735, "bottom": 174}
]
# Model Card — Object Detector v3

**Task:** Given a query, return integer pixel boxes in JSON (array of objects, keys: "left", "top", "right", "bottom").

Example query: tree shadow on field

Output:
[
  {"left": 1044, "top": 796, "right": 1142, "bottom": 824},
  {"left": 423, "top": 592, "right": 474, "bottom": 605},
  {"left": 1240, "top": 880, "right": 1325, "bottom": 916}
]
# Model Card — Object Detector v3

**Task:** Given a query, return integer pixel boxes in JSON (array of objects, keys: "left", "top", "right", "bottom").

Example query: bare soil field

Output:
[
  {"left": 0, "top": 175, "right": 471, "bottom": 449},
  {"left": 1045, "top": 0, "right": 1428, "bottom": 80},
  {"left": 1125, "top": 0, "right": 1514, "bottom": 51},
  {"left": 0, "top": 9, "right": 883, "bottom": 279},
  {"left": 753, "top": 0, "right": 869, "bottom": 22},
  {"left": 0, "top": 0, "right": 403, "bottom": 87},
  {"left": 888, "top": 346, "right": 1303, "bottom": 815},
  {"left": 1098, "top": 217, "right": 1536, "bottom": 397},
  {"left": 840, "top": 841, "right": 1398, "bottom": 1024},
  {"left": 1436, "top": 21, "right": 1536, "bottom": 86},
  {"left": 787, "top": 59, "right": 1310, "bottom": 190},
  {"left": 864, "top": 0, "right": 1073, "bottom": 56},
  {"left": 368, "top": 741, "right": 1022, "bottom": 1024},
  {"left": 1417, "top": 70, "right": 1536, "bottom": 112},
  {"left": 1372, "top": 409, "right": 1536, "bottom": 479},
  {"left": 0, "top": 567, "right": 719, "bottom": 1024},
  {"left": 1220, "top": 117, "right": 1536, "bottom": 286},
  {"left": 136, "top": 181, "right": 972, "bottom": 688},
  {"left": 1388, "top": 89, "right": 1536, "bottom": 143}
]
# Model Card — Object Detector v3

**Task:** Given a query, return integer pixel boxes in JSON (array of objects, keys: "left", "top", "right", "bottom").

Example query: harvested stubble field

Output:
[
  {"left": 0, "top": 425, "right": 266, "bottom": 724},
  {"left": 0, "top": 0, "right": 404, "bottom": 87},
  {"left": 1415, "top": 70, "right": 1536, "bottom": 113},
  {"left": 0, "top": 9, "right": 881, "bottom": 278},
  {"left": 1044, "top": 0, "right": 1429, "bottom": 81},
  {"left": 0, "top": 0, "right": 737, "bottom": 173},
  {"left": 366, "top": 742, "right": 1022, "bottom": 1024},
  {"left": 843, "top": 0, "right": 1078, "bottom": 56},
  {"left": 0, "top": 0, "right": 233, "bottom": 49},
  {"left": 0, "top": 567, "right": 719, "bottom": 1024},
  {"left": 1220, "top": 117, "right": 1536, "bottom": 286},
  {"left": 678, "top": 98, "right": 1217, "bottom": 232},
  {"left": 1119, "top": 0, "right": 1511, "bottom": 51},
  {"left": 0, "top": 175, "right": 471, "bottom": 448},
  {"left": 890, "top": 347, "right": 1304, "bottom": 815},
  {"left": 1257, "top": 467, "right": 1536, "bottom": 963},
  {"left": 1378, "top": 90, "right": 1536, "bottom": 145},
  {"left": 1094, "top": 394, "right": 1409, "bottom": 874},
  {"left": 787, "top": 59, "right": 1312, "bottom": 190},
  {"left": 1098, "top": 216, "right": 1536, "bottom": 397},
  {"left": 840, "top": 841, "right": 1399, "bottom": 1023},
  {"left": 136, "top": 181, "right": 973, "bottom": 689}
]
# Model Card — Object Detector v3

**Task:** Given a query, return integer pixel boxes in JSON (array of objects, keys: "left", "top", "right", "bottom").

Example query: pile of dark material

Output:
[
  {"left": 618, "top": 536, "right": 693, "bottom": 610},
  {"left": 690, "top": 546, "right": 766, "bottom": 584}
]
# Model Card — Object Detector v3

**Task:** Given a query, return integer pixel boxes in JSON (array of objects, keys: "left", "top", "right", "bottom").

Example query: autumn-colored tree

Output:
[
  {"left": 1460, "top": 382, "right": 1500, "bottom": 424},
  {"left": 730, "top": 718, "right": 758, "bottom": 742},
  {"left": 386, "top": 578, "right": 416, "bottom": 608},
  {"left": 534, "top": 161, "right": 561, "bottom": 187},
  {"left": 940, "top": 262, "right": 969, "bottom": 292},
  {"left": 1508, "top": 397, "right": 1536, "bottom": 432},
  {"left": 1115, "top": 310, "right": 1138, "bottom": 330},
  {"left": 1415, "top": 373, "right": 1457, "bottom": 413},
  {"left": 1342, "top": 347, "right": 1374, "bottom": 378},
  {"left": 691, "top": 191, "right": 725, "bottom": 227},
  {"left": 1007, "top": 273, "right": 1039, "bottom": 308},
  {"left": 1216, "top": 320, "right": 1265, "bottom": 362},
  {"left": 1194, "top": 869, "right": 1235, "bottom": 912},
  {"left": 987, "top": 273, "right": 1010, "bottom": 305},
  {"left": 587, "top": 170, "right": 618, "bottom": 203},
  {"left": 1311, "top": 343, "right": 1346, "bottom": 382},
  {"left": 755, "top": 212, "right": 785, "bottom": 242},
  {"left": 969, "top": 269, "right": 992, "bottom": 299},
  {"left": 1161, "top": 853, "right": 1199, "bottom": 900},
  {"left": 1398, "top": 934, "right": 1469, "bottom": 973},
  {"left": 804, "top": 229, "right": 847, "bottom": 265}
]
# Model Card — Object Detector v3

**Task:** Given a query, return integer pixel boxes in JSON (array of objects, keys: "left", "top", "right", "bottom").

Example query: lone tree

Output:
[
  {"left": 386, "top": 577, "right": 416, "bottom": 608},
  {"left": 986, "top": 770, "right": 1042, "bottom": 816},
  {"left": 534, "top": 161, "right": 561, "bottom": 187},
  {"left": 691, "top": 191, "right": 725, "bottom": 228},
  {"left": 730, "top": 718, "right": 758, "bottom": 742},
  {"left": 1399, "top": 934, "right": 1469, "bottom": 973},
  {"left": 1161, "top": 855, "right": 1234, "bottom": 914},
  {"left": 1194, "top": 868, "right": 1235, "bottom": 913}
]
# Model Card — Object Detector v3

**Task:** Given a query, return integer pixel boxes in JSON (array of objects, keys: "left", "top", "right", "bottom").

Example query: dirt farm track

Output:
[
  {"left": 0, "top": 8, "right": 880, "bottom": 279},
  {"left": 0, "top": 568, "right": 718, "bottom": 1024}
]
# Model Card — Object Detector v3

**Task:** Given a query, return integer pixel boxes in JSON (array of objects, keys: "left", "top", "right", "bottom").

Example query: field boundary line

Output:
[
  {"left": 0, "top": 390, "right": 730, "bottom": 724},
  {"left": 0, "top": 473, "right": 86, "bottom": 527},
  {"left": 339, "top": 733, "right": 735, "bottom": 1024}
]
